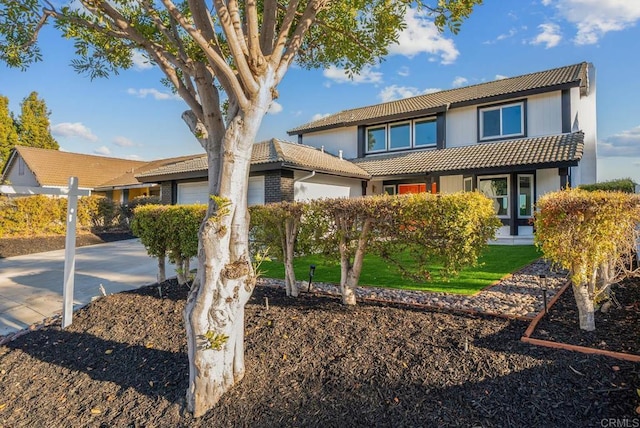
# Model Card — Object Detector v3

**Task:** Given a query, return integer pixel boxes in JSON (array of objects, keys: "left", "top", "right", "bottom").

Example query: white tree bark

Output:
[
  {"left": 183, "top": 72, "right": 274, "bottom": 417},
  {"left": 157, "top": 256, "right": 166, "bottom": 283},
  {"left": 573, "top": 284, "right": 595, "bottom": 331}
]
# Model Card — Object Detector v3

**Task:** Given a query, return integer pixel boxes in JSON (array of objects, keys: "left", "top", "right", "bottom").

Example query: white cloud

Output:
[
  {"left": 113, "top": 136, "right": 134, "bottom": 147},
  {"left": 127, "top": 88, "right": 181, "bottom": 100},
  {"left": 267, "top": 101, "right": 283, "bottom": 114},
  {"left": 94, "top": 146, "right": 111, "bottom": 155},
  {"left": 311, "top": 113, "right": 331, "bottom": 122},
  {"left": 397, "top": 66, "right": 410, "bottom": 77},
  {"left": 495, "top": 74, "right": 509, "bottom": 80},
  {"left": 378, "top": 85, "right": 442, "bottom": 102},
  {"left": 131, "top": 50, "right": 153, "bottom": 70},
  {"left": 599, "top": 126, "right": 640, "bottom": 157},
  {"left": 50, "top": 122, "right": 98, "bottom": 142},
  {"left": 531, "top": 23, "right": 562, "bottom": 48},
  {"left": 378, "top": 85, "right": 421, "bottom": 102},
  {"left": 388, "top": 8, "right": 459, "bottom": 64},
  {"left": 452, "top": 76, "right": 468, "bottom": 88},
  {"left": 126, "top": 154, "right": 142, "bottom": 160},
  {"left": 545, "top": 0, "right": 640, "bottom": 45},
  {"left": 323, "top": 66, "right": 383, "bottom": 85}
]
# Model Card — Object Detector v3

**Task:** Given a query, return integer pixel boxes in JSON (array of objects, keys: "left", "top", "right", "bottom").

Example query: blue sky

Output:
[{"left": 2, "top": 0, "right": 639, "bottom": 183}]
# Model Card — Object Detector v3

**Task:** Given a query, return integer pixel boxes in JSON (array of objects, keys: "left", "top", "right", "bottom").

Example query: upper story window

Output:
[
  {"left": 479, "top": 101, "right": 525, "bottom": 141},
  {"left": 366, "top": 116, "right": 437, "bottom": 154},
  {"left": 18, "top": 158, "right": 25, "bottom": 176}
]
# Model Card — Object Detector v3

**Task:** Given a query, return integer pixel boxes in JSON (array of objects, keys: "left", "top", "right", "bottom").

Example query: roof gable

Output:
[
  {"left": 6, "top": 146, "right": 148, "bottom": 188},
  {"left": 288, "top": 62, "right": 589, "bottom": 135}
]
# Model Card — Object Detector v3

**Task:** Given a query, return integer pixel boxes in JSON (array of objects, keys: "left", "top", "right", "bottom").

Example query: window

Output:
[
  {"left": 478, "top": 175, "right": 509, "bottom": 217},
  {"left": 383, "top": 185, "right": 396, "bottom": 195},
  {"left": 366, "top": 126, "right": 386, "bottom": 152},
  {"left": 518, "top": 174, "right": 534, "bottom": 218},
  {"left": 365, "top": 116, "right": 438, "bottom": 153},
  {"left": 389, "top": 122, "right": 411, "bottom": 150},
  {"left": 463, "top": 176, "right": 473, "bottom": 192},
  {"left": 479, "top": 102, "right": 524, "bottom": 140},
  {"left": 414, "top": 118, "right": 437, "bottom": 147},
  {"left": 18, "top": 158, "right": 25, "bottom": 176}
]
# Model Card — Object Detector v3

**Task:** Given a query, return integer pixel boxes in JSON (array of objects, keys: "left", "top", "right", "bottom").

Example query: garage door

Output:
[
  {"left": 177, "top": 182, "right": 209, "bottom": 204},
  {"left": 177, "top": 177, "right": 264, "bottom": 205}
]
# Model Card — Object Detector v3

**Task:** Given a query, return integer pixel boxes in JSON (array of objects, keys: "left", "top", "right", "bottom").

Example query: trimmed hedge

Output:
[{"left": 579, "top": 178, "right": 636, "bottom": 193}]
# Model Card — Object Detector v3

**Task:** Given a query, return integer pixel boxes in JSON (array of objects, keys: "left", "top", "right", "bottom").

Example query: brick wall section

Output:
[
  {"left": 264, "top": 171, "right": 281, "bottom": 203},
  {"left": 281, "top": 173, "right": 294, "bottom": 202},
  {"left": 263, "top": 170, "right": 295, "bottom": 203},
  {"left": 160, "top": 182, "right": 172, "bottom": 205}
]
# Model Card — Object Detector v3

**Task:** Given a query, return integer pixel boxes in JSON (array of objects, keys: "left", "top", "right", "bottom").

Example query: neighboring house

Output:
[
  {"left": 288, "top": 62, "right": 597, "bottom": 242},
  {"left": 0, "top": 146, "right": 161, "bottom": 202},
  {"left": 135, "top": 138, "right": 370, "bottom": 204}
]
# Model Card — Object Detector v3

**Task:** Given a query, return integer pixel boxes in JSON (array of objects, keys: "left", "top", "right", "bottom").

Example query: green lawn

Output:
[{"left": 259, "top": 245, "right": 541, "bottom": 295}]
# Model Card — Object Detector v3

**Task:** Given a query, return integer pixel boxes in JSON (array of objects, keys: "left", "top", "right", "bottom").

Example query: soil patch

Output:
[
  {"left": 0, "top": 231, "right": 135, "bottom": 258},
  {"left": 532, "top": 278, "right": 640, "bottom": 356},
  {"left": 0, "top": 281, "right": 638, "bottom": 427}
]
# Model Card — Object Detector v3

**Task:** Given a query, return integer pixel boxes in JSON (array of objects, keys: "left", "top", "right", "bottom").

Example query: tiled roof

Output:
[
  {"left": 10, "top": 146, "right": 148, "bottom": 188},
  {"left": 136, "top": 139, "right": 370, "bottom": 180},
  {"left": 288, "top": 62, "right": 589, "bottom": 134},
  {"left": 352, "top": 132, "right": 584, "bottom": 177},
  {"left": 96, "top": 154, "right": 202, "bottom": 189}
]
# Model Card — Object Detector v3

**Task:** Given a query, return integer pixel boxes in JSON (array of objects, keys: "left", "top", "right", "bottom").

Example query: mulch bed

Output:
[
  {"left": 532, "top": 278, "right": 640, "bottom": 355},
  {"left": 0, "top": 231, "right": 135, "bottom": 258},
  {"left": 0, "top": 279, "right": 638, "bottom": 427}
]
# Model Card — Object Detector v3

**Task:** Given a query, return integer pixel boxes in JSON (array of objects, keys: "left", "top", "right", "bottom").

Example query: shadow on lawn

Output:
[{"left": 5, "top": 328, "right": 189, "bottom": 403}]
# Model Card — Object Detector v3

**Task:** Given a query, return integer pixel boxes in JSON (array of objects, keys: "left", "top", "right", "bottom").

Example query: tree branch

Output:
[
  {"left": 259, "top": 0, "right": 278, "bottom": 56},
  {"left": 163, "top": 0, "right": 250, "bottom": 109},
  {"left": 269, "top": 0, "right": 301, "bottom": 67},
  {"left": 245, "top": 0, "right": 264, "bottom": 71},
  {"left": 211, "top": 0, "right": 259, "bottom": 96}
]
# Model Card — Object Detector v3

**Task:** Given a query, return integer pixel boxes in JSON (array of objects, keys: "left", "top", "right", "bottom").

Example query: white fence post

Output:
[{"left": 62, "top": 177, "right": 79, "bottom": 328}]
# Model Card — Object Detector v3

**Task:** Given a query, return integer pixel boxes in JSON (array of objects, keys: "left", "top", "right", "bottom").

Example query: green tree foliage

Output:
[
  {"left": 579, "top": 178, "right": 636, "bottom": 193},
  {"left": 0, "top": 94, "right": 18, "bottom": 171},
  {"left": 16, "top": 91, "right": 58, "bottom": 150},
  {"left": 534, "top": 189, "right": 640, "bottom": 331}
]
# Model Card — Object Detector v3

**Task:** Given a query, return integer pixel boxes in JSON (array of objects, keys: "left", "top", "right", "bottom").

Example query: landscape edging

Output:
[{"left": 520, "top": 279, "right": 640, "bottom": 362}]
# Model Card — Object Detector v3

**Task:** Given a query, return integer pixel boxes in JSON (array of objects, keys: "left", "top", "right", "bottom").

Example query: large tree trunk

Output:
[
  {"left": 183, "top": 91, "right": 271, "bottom": 416},
  {"left": 573, "top": 283, "right": 595, "bottom": 331}
]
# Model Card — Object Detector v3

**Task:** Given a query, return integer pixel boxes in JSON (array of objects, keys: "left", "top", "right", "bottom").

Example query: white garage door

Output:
[
  {"left": 248, "top": 176, "right": 265, "bottom": 206},
  {"left": 177, "top": 182, "right": 209, "bottom": 204},
  {"left": 177, "top": 177, "right": 264, "bottom": 205}
]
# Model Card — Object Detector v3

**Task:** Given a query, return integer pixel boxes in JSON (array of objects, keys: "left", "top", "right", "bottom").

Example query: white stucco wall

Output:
[
  {"left": 446, "top": 92, "right": 564, "bottom": 148},
  {"left": 300, "top": 126, "right": 358, "bottom": 159},
  {"left": 527, "top": 92, "right": 562, "bottom": 136},
  {"left": 4, "top": 158, "right": 39, "bottom": 187},
  {"left": 571, "top": 65, "right": 597, "bottom": 185},
  {"left": 294, "top": 171, "right": 362, "bottom": 201},
  {"left": 536, "top": 168, "right": 561, "bottom": 200}
]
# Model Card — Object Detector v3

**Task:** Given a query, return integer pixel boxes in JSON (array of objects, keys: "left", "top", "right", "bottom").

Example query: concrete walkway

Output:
[{"left": 0, "top": 239, "right": 170, "bottom": 337}]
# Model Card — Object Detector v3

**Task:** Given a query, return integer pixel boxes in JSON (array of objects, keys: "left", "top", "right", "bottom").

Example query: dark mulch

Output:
[
  {"left": 0, "top": 231, "right": 135, "bottom": 258},
  {"left": 532, "top": 278, "right": 640, "bottom": 355},
  {"left": 0, "top": 279, "right": 638, "bottom": 427}
]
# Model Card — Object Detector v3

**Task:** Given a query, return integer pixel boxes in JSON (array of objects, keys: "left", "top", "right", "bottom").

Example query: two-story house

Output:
[{"left": 287, "top": 62, "right": 596, "bottom": 242}]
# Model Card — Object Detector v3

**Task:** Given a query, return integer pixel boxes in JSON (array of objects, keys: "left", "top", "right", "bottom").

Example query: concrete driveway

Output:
[{"left": 0, "top": 239, "right": 172, "bottom": 337}]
